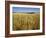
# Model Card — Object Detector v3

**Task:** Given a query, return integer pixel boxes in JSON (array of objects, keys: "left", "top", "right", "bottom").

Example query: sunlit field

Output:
[{"left": 13, "top": 13, "right": 40, "bottom": 31}]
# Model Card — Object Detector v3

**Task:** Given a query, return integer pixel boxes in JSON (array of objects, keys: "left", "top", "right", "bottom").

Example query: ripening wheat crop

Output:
[{"left": 13, "top": 13, "right": 40, "bottom": 31}]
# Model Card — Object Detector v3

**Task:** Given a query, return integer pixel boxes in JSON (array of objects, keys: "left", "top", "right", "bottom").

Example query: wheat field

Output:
[{"left": 13, "top": 13, "right": 40, "bottom": 31}]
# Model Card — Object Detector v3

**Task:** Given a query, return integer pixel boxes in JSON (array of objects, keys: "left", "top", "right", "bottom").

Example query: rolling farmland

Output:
[{"left": 13, "top": 13, "right": 40, "bottom": 31}]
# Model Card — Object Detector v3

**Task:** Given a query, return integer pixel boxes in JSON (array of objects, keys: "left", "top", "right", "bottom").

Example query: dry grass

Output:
[{"left": 13, "top": 13, "right": 40, "bottom": 31}]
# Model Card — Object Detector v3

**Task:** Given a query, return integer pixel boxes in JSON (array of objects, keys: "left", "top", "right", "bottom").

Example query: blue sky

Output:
[{"left": 12, "top": 7, "right": 40, "bottom": 13}]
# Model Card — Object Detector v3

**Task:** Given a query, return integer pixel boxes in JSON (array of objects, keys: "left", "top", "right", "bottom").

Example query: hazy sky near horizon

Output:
[{"left": 12, "top": 7, "right": 40, "bottom": 13}]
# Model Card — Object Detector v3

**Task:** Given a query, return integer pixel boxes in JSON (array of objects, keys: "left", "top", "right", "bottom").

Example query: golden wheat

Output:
[{"left": 13, "top": 13, "right": 40, "bottom": 30}]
